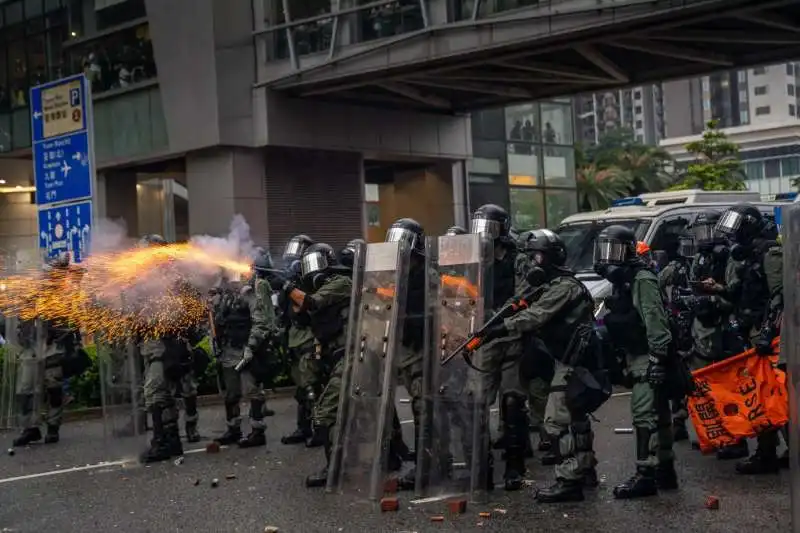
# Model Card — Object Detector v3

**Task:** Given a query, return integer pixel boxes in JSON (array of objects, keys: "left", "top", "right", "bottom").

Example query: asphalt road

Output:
[{"left": 0, "top": 392, "right": 792, "bottom": 533}]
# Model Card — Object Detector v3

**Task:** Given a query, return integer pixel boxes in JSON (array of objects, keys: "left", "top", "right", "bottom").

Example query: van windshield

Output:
[{"left": 556, "top": 219, "right": 651, "bottom": 273}]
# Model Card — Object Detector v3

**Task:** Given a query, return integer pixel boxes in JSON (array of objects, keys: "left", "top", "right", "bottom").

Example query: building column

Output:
[
  {"left": 102, "top": 170, "right": 139, "bottom": 237},
  {"left": 186, "top": 147, "right": 268, "bottom": 243},
  {"left": 451, "top": 160, "right": 469, "bottom": 228}
]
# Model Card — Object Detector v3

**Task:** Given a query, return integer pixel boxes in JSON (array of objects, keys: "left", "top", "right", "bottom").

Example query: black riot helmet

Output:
[
  {"left": 283, "top": 234, "right": 314, "bottom": 262},
  {"left": 338, "top": 238, "right": 365, "bottom": 269},
  {"left": 715, "top": 203, "right": 763, "bottom": 244},
  {"left": 386, "top": 218, "right": 425, "bottom": 255},
  {"left": 520, "top": 228, "right": 567, "bottom": 268},
  {"left": 301, "top": 243, "right": 336, "bottom": 280},
  {"left": 593, "top": 225, "right": 640, "bottom": 285},
  {"left": 470, "top": 204, "right": 511, "bottom": 240},
  {"left": 689, "top": 210, "right": 722, "bottom": 246},
  {"left": 252, "top": 249, "right": 274, "bottom": 278},
  {"left": 445, "top": 225, "right": 467, "bottom": 236},
  {"left": 677, "top": 233, "right": 696, "bottom": 259},
  {"left": 139, "top": 233, "right": 167, "bottom": 247}
]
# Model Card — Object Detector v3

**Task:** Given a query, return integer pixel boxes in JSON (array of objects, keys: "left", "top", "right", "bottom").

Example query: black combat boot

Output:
[
  {"left": 239, "top": 400, "right": 267, "bottom": 448},
  {"left": 282, "top": 403, "right": 312, "bottom": 445},
  {"left": 736, "top": 448, "right": 780, "bottom": 475},
  {"left": 655, "top": 461, "right": 679, "bottom": 490},
  {"left": 216, "top": 425, "right": 243, "bottom": 446},
  {"left": 140, "top": 409, "right": 172, "bottom": 464},
  {"left": 583, "top": 466, "right": 599, "bottom": 488},
  {"left": 183, "top": 396, "right": 200, "bottom": 443},
  {"left": 164, "top": 419, "right": 184, "bottom": 457},
  {"left": 44, "top": 425, "right": 60, "bottom": 444},
  {"left": 305, "top": 426, "right": 325, "bottom": 448},
  {"left": 13, "top": 427, "right": 42, "bottom": 447},
  {"left": 613, "top": 427, "right": 658, "bottom": 499},
  {"left": 306, "top": 426, "right": 332, "bottom": 488},
  {"left": 717, "top": 439, "right": 749, "bottom": 460},
  {"left": 536, "top": 478, "right": 585, "bottom": 503},
  {"left": 538, "top": 429, "right": 552, "bottom": 452}
]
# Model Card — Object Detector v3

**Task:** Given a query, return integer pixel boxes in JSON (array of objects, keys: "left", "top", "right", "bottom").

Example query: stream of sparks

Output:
[{"left": 0, "top": 243, "right": 252, "bottom": 342}]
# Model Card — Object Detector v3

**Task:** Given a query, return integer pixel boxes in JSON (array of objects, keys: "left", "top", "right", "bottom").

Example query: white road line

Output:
[{"left": 0, "top": 460, "right": 130, "bottom": 484}]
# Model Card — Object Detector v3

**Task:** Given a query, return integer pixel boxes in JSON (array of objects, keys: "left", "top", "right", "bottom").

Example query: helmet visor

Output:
[
  {"left": 691, "top": 222, "right": 716, "bottom": 243},
  {"left": 386, "top": 227, "right": 418, "bottom": 250},
  {"left": 470, "top": 217, "right": 502, "bottom": 239},
  {"left": 678, "top": 236, "right": 696, "bottom": 258},
  {"left": 301, "top": 252, "right": 328, "bottom": 278},
  {"left": 715, "top": 211, "right": 743, "bottom": 236},
  {"left": 283, "top": 239, "right": 306, "bottom": 260},
  {"left": 594, "top": 238, "right": 629, "bottom": 265}
]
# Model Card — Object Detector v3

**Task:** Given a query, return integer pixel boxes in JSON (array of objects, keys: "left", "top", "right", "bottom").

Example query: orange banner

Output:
[{"left": 687, "top": 339, "right": 787, "bottom": 453}]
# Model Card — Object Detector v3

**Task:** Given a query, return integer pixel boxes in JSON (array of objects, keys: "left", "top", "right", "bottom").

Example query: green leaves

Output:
[{"left": 668, "top": 120, "right": 747, "bottom": 191}]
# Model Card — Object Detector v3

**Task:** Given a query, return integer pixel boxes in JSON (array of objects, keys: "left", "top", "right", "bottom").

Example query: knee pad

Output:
[{"left": 501, "top": 394, "right": 527, "bottom": 424}]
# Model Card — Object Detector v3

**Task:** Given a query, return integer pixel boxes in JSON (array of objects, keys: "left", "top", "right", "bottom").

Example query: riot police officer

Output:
[
  {"left": 713, "top": 203, "right": 781, "bottom": 474},
  {"left": 482, "top": 229, "right": 598, "bottom": 502},
  {"left": 280, "top": 235, "right": 325, "bottom": 447},
  {"left": 337, "top": 239, "right": 364, "bottom": 272},
  {"left": 469, "top": 204, "right": 543, "bottom": 489},
  {"left": 594, "top": 225, "right": 677, "bottom": 499}
]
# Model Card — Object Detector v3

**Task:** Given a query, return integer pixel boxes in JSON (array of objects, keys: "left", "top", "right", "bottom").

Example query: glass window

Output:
[
  {"left": 45, "top": 24, "right": 65, "bottom": 79},
  {"left": 739, "top": 89, "right": 747, "bottom": 102},
  {"left": 67, "top": 23, "right": 155, "bottom": 93},
  {"left": 764, "top": 159, "right": 781, "bottom": 178},
  {"left": 5, "top": 1, "right": 23, "bottom": 25},
  {"left": 545, "top": 189, "right": 578, "bottom": 227},
  {"left": 348, "top": 0, "right": 424, "bottom": 45},
  {"left": 754, "top": 85, "right": 768, "bottom": 96},
  {"left": 468, "top": 181, "right": 509, "bottom": 214},
  {"left": 753, "top": 66, "right": 766, "bottom": 75},
  {"left": 509, "top": 187, "right": 545, "bottom": 231},
  {"left": 788, "top": 63, "right": 795, "bottom": 76},
  {"left": 740, "top": 110, "right": 749, "bottom": 124},
  {"left": 635, "top": 120, "right": 643, "bottom": 129},
  {"left": 755, "top": 106, "right": 771, "bottom": 116},
  {"left": 25, "top": 0, "right": 43, "bottom": 19},
  {"left": 789, "top": 84, "right": 796, "bottom": 96},
  {"left": 505, "top": 103, "right": 539, "bottom": 143},
  {"left": 702, "top": 99, "right": 711, "bottom": 111},
  {"left": 737, "top": 70, "right": 747, "bottom": 83},
  {"left": 507, "top": 144, "right": 541, "bottom": 186},
  {"left": 473, "top": 139, "right": 505, "bottom": 159},
  {"left": 289, "top": 0, "right": 333, "bottom": 56},
  {"left": 791, "top": 104, "right": 797, "bottom": 117},
  {"left": 634, "top": 105, "right": 642, "bottom": 114},
  {"left": 542, "top": 145, "right": 575, "bottom": 188},
  {"left": 27, "top": 33, "right": 46, "bottom": 86},
  {"left": 540, "top": 102, "right": 573, "bottom": 145},
  {"left": 471, "top": 109, "right": 504, "bottom": 140},
  {"left": 95, "top": 0, "right": 146, "bottom": 31},
  {"left": 7, "top": 37, "right": 27, "bottom": 108},
  {"left": 745, "top": 160, "right": 763, "bottom": 180},
  {"left": 634, "top": 90, "right": 641, "bottom": 100},
  {"left": 44, "top": 0, "right": 61, "bottom": 14},
  {"left": 781, "top": 156, "right": 800, "bottom": 177}
]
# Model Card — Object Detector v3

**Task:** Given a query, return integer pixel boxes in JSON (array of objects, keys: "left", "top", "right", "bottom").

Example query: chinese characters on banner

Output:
[{"left": 687, "top": 339, "right": 788, "bottom": 453}]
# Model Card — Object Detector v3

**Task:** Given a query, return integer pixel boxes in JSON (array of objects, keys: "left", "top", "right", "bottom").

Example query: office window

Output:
[
  {"left": 782, "top": 156, "right": 800, "bottom": 177},
  {"left": 791, "top": 104, "right": 797, "bottom": 117},
  {"left": 789, "top": 63, "right": 795, "bottom": 76},
  {"left": 539, "top": 102, "right": 573, "bottom": 145},
  {"left": 740, "top": 110, "right": 749, "bottom": 124},
  {"left": 634, "top": 105, "right": 642, "bottom": 114},
  {"left": 737, "top": 70, "right": 747, "bottom": 83},
  {"left": 754, "top": 85, "right": 768, "bottom": 96},
  {"left": 739, "top": 89, "right": 748, "bottom": 102},
  {"left": 753, "top": 66, "right": 767, "bottom": 75},
  {"left": 755, "top": 106, "right": 771, "bottom": 116},
  {"left": 634, "top": 90, "right": 641, "bottom": 100},
  {"left": 765, "top": 159, "right": 781, "bottom": 179},
  {"left": 702, "top": 99, "right": 711, "bottom": 111},
  {"left": 745, "top": 160, "right": 763, "bottom": 180},
  {"left": 635, "top": 120, "right": 643, "bottom": 129},
  {"left": 790, "top": 84, "right": 796, "bottom": 96},
  {"left": 505, "top": 104, "right": 540, "bottom": 143}
]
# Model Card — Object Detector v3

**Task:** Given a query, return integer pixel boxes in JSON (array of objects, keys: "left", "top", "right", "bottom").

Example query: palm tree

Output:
[
  {"left": 577, "top": 165, "right": 632, "bottom": 211},
  {"left": 618, "top": 145, "right": 674, "bottom": 194}
]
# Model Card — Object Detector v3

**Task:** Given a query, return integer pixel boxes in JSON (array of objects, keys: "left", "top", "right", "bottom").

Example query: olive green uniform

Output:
[
  {"left": 503, "top": 274, "right": 596, "bottom": 484},
  {"left": 285, "top": 304, "right": 320, "bottom": 441}
]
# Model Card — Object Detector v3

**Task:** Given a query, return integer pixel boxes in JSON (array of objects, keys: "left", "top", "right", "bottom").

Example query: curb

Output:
[{"left": 62, "top": 385, "right": 296, "bottom": 423}]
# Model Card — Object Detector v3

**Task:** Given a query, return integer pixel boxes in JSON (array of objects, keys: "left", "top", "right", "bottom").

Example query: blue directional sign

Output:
[
  {"left": 31, "top": 73, "right": 95, "bottom": 263},
  {"left": 38, "top": 200, "right": 93, "bottom": 264}
]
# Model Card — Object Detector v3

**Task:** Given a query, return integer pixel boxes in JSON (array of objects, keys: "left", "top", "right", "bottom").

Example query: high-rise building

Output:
[
  {"left": 662, "top": 62, "right": 800, "bottom": 137},
  {"left": 574, "top": 85, "right": 665, "bottom": 146}
]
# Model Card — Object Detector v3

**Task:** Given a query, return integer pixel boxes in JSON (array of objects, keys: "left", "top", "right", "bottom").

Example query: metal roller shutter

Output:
[{"left": 264, "top": 147, "right": 364, "bottom": 258}]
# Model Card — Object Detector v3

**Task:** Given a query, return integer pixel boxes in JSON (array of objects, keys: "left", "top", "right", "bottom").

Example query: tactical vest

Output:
[
  {"left": 493, "top": 246, "right": 516, "bottom": 309},
  {"left": 218, "top": 292, "right": 252, "bottom": 348},
  {"left": 604, "top": 276, "right": 650, "bottom": 356},
  {"left": 534, "top": 275, "right": 593, "bottom": 362},
  {"left": 735, "top": 256, "right": 769, "bottom": 328}
]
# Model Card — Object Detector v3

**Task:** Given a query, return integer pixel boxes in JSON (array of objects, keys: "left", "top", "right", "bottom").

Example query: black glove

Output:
[
  {"left": 480, "top": 322, "right": 509, "bottom": 346},
  {"left": 755, "top": 336, "right": 774, "bottom": 356},
  {"left": 646, "top": 354, "right": 667, "bottom": 386}
]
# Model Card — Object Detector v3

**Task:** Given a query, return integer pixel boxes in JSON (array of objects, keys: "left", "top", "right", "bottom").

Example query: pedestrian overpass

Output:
[{"left": 254, "top": 0, "right": 800, "bottom": 111}]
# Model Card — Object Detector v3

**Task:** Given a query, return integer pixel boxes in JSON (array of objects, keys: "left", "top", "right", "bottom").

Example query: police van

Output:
[{"left": 554, "top": 189, "right": 790, "bottom": 312}]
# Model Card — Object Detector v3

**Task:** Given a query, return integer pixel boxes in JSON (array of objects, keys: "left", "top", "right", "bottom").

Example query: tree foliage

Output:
[
  {"left": 668, "top": 120, "right": 747, "bottom": 191},
  {"left": 576, "top": 127, "right": 674, "bottom": 210}
]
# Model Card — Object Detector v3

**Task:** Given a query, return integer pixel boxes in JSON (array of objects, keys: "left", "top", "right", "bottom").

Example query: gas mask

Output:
[{"left": 595, "top": 263, "right": 632, "bottom": 286}]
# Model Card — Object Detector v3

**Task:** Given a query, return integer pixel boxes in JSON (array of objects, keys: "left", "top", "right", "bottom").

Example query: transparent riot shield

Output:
[
  {"left": 328, "top": 241, "right": 411, "bottom": 500},
  {"left": 0, "top": 320, "right": 45, "bottom": 443},
  {"left": 415, "top": 234, "right": 493, "bottom": 503},
  {"left": 326, "top": 240, "right": 367, "bottom": 492},
  {"left": 784, "top": 205, "right": 800, "bottom": 529},
  {"left": 0, "top": 314, "right": 19, "bottom": 430},
  {"left": 98, "top": 337, "right": 148, "bottom": 459}
]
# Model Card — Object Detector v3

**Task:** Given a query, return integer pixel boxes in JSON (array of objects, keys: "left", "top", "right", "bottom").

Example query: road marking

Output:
[{"left": 0, "top": 460, "right": 130, "bottom": 484}]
